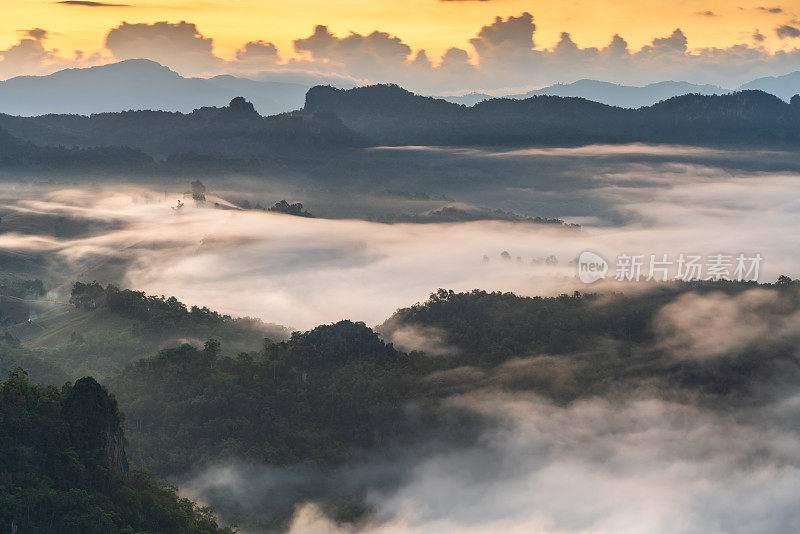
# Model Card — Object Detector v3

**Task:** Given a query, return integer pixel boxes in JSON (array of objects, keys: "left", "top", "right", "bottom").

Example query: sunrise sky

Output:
[
  {"left": 2, "top": 0, "right": 800, "bottom": 92},
  {"left": 3, "top": 0, "right": 798, "bottom": 60}
]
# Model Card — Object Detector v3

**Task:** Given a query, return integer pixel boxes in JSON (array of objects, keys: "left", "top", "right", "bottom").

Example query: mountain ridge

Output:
[
  {"left": 304, "top": 84, "right": 800, "bottom": 146},
  {"left": 442, "top": 79, "right": 730, "bottom": 108},
  {"left": 3, "top": 59, "right": 800, "bottom": 118},
  {"left": 0, "top": 59, "right": 309, "bottom": 116}
]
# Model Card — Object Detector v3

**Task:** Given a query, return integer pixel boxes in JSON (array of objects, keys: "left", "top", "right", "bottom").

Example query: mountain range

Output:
[
  {"left": 443, "top": 80, "right": 729, "bottom": 108},
  {"left": 0, "top": 59, "right": 310, "bottom": 116},
  {"left": 443, "top": 76, "right": 800, "bottom": 108},
  {"left": 304, "top": 84, "right": 800, "bottom": 146},
  {"left": 1, "top": 60, "right": 800, "bottom": 117},
  {"left": 2, "top": 83, "right": 800, "bottom": 176},
  {"left": 739, "top": 71, "right": 800, "bottom": 102}
]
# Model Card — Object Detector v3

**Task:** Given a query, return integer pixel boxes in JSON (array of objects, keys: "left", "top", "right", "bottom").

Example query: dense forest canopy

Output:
[
  {"left": 0, "top": 280, "right": 289, "bottom": 384},
  {"left": 0, "top": 369, "right": 233, "bottom": 533},
  {"left": 2, "top": 277, "right": 800, "bottom": 529},
  {"left": 96, "top": 279, "right": 800, "bottom": 528}
]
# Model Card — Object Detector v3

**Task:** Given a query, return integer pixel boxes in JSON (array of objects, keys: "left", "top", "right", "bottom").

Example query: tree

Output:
[
  {"left": 268, "top": 200, "right": 313, "bottom": 217},
  {"left": 191, "top": 179, "right": 207, "bottom": 204}
]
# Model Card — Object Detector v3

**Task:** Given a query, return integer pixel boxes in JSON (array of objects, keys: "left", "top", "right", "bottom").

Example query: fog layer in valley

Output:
[
  {"left": 3, "top": 143, "right": 800, "bottom": 532},
  {"left": 1, "top": 144, "right": 799, "bottom": 329}
]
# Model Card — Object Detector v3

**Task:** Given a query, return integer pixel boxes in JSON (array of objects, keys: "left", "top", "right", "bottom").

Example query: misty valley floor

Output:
[{"left": 2, "top": 144, "right": 800, "bottom": 533}]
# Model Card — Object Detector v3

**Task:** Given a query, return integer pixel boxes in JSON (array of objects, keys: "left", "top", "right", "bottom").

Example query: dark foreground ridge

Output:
[{"left": 0, "top": 369, "right": 234, "bottom": 533}]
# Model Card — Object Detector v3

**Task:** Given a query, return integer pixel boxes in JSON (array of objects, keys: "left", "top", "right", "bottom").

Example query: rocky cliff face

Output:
[{"left": 62, "top": 376, "right": 129, "bottom": 475}]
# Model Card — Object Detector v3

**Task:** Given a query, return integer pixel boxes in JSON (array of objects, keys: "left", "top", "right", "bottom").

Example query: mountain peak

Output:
[
  {"left": 225, "top": 96, "right": 258, "bottom": 115},
  {"left": 38, "top": 59, "right": 181, "bottom": 82}
]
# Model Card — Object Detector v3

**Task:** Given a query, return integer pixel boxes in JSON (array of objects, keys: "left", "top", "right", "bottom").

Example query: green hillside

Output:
[{"left": 0, "top": 280, "right": 290, "bottom": 383}]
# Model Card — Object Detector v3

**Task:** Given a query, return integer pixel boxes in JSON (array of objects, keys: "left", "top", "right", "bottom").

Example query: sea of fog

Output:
[
  {"left": 4, "top": 144, "right": 800, "bottom": 532},
  {"left": 1, "top": 144, "right": 799, "bottom": 330}
]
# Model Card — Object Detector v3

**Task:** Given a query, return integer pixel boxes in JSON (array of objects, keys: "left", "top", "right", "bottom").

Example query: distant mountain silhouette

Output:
[
  {"left": 3, "top": 84, "right": 800, "bottom": 176},
  {"left": 0, "top": 97, "right": 369, "bottom": 173},
  {"left": 306, "top": 84, "right": 800, "bottom": 146},
  {"left": 442, "top": 79, "right": 729, "bottom": 108},
  {"left": 442, "top": 92, "right": 496, "bottom": 107},
  {"left": 0, "top": 59, "right": 309, "bottom": 116},
  {"left": 738, "top": 71, "right": 800, "bottom": 102}
]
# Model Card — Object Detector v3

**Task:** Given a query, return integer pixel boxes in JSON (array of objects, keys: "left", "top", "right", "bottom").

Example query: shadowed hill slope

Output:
[{"left": 305, "top": 84, "right": 800, "bottom": 147}]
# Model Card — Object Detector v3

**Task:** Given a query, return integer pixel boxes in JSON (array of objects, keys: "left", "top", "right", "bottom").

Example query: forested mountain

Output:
[
  {"left": 100, "top": 279, "right": 800, "bottom": 527},
  {"left": 0, "top": 96, "right": 369, "bottom": 164},
  {"left": 107, "top": 321, "right": 418, "bottom": 474},
  {"left": 0, "top": 370, "right": 233, "bottom": 533},
  {"left": 305, "top": 85, "right": 800, "bottom": 146}
]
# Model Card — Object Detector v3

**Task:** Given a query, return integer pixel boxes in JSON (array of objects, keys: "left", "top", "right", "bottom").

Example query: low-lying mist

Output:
[
  {"left": 1, "top": 144, "right": 799, "bottom": 328},
  {"left": 4, "top": 143, "right": 800, "bottom": 533}
]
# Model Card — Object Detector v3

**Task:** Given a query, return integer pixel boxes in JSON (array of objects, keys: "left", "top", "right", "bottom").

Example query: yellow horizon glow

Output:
[{"left": 1, "top": 0, "right": 797, "bottom": 63}]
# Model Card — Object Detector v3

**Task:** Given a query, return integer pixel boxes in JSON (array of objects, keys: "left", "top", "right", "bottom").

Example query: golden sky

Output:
[{"left": 1, "top": 0, "right": 797, "bottom": 60}]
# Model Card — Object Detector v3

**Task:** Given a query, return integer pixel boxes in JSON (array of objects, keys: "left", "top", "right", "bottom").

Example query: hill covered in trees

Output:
[
  {"left": 97, "top": 278, "right": 800, "bottom": 528},
  {"left": 305, "top": 85, "right": 800, "bottom": 147},
  {"left": 107, "top": 321, "right": 420, "bottom": 474},
  {"left": 0, "top": 96, "right": 369, "bottom": 174},
  {"left": 4, "top": 278, "right": 800, "bottom": 529},
  {"left": 0, "top": 369, "right": 233, "bottom": 533},
  {"left": 0, "top": 281, "right": 290, "bottom": 383}
]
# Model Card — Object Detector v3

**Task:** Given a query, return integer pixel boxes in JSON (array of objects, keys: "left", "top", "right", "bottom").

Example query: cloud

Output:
[
  {"left": 647, "top": 28, "right": 689, "bottom": 54},
  {"left": 758, "top": 6, "right": 784, "bottom": 13},
  {"left": 439, "top": 47, "right": 472, "bottom": 70},
  {"left": 24, "top": 28, "right": 49, "bottom": 40},
  {"left": 56, "top": 1, "right": 130, "bottom": 6},
  {"left": 380, "top": 322, "right": 460, "bottom": 356},
  {"left": 293, "top": 25, "right": 412, "bottom": 79},
  {"left": 695, "top": 10, "right": 716, "bottom": 17},
  {"left": 235, "top": 40, "right": 280, "bottom": 63},
  {"left": 6, "top": 13, "right": 800, "bottom": 93},
  {"left": 105, "top": 21, "right": 221, "bottom": 73},
  {"left": 654, "top": 290, "right": 800, "bottom": 359},
  {"left": 188, "top": 387, "right": 800, "bottom": 532},
  {"left": 776, "top": 24, "right": 800, "bottom": 39},
  {"left": 0, "top": 30, "right": 57, "bottom": 79},
  {"left": 469, "top": 12, "right": 536, "bottom": 64},
  {"left": 410, "top": 49, "right": 432, "bottom": 70},
  {"left": 602, "top": 34, "right": 629, "bottom": 58}
]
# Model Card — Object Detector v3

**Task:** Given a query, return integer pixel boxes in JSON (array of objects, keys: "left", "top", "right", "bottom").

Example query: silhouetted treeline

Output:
[
  {"left": 0, "top": 97, "right": 369, "bottom": 173},
  {"left": 372, "top": 206, "right": 579, "bottom": 225},
  {"left": 1, "top": 97, "right": 368, "bottom": 156},
  {"left": 305, "top": 84, "right": 800, "bottom": 147},
  {"left": 3, "top": 88, "right": 800, "bottom": 176}
]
